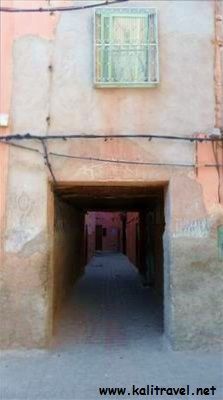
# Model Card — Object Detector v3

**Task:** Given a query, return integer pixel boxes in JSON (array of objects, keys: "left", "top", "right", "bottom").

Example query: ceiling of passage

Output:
[{"left": 54, "top": 184, "right": 165, "bottom": 211}]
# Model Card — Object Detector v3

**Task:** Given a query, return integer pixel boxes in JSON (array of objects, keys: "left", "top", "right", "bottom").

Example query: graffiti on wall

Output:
[
  {"left": 173, "top": 217, "right": 211, "bottom": 238},
  {"left": 5, "top": 191, "right": 39, "bottom": 252}
]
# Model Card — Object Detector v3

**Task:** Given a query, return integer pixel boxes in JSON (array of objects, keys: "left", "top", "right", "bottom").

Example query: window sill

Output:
[{"left": 94, "top": 82, "right": 159, "bottom": 88}]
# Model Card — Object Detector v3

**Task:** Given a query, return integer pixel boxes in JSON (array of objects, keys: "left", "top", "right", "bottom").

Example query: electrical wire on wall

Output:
[
  {"left": 1, "top": 132, "right": 223, "bottom": 143},
  {"left": 1, "top": 138, "right": 223, "bottom": 170},
  {"left": 0, "top": 0, "right": 222, "bottom": 204},
  {"left": 0, "top": 0, "right": 129, "bottom": 13},
  {"left": 1, "top": 134, "right": 223, "bottom": 194}
]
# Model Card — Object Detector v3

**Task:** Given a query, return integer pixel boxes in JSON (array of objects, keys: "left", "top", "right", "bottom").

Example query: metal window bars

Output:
[{"left": 94, "top": 8, "right": 159, "bottom": 88}]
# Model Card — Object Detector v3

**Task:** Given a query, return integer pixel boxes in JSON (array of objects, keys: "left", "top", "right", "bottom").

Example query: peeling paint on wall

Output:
[{"left": 5, "top": 227, "right": 42, "bottom": 253}]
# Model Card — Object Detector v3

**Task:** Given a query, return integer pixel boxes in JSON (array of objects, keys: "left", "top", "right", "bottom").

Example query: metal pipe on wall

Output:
[{"left": 214, "top": 0, "right": 223, "bottom": 130}]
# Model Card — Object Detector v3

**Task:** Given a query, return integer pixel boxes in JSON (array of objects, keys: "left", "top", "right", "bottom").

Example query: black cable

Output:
[
  {"left": 0, "top": 132, "right": 222, "bottom": 143},
  {"left": 1, "top": 139, "right": 222, "bottom": 168},
  {"left": 49, "top": 151, "right": 195, "bottom": 168},
  {"left": 49, "top": 151, "right": 223, "bottom": 167},
  {"left": 41, "top": 140, "right": 57, "bottom": 184},
  {"left": 0, "top": 139, "right": 57, "bottom": 183},
  {"left": 0, "top": 0, "right": 128, "bottom": 13},
  {"left": 0, "top": 139, "right": 41, "bottom": 153}
]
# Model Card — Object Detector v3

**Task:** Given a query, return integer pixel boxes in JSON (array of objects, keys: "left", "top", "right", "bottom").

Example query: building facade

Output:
[{"left": 0, "top": 0, "right": 223, "bottom": 349}]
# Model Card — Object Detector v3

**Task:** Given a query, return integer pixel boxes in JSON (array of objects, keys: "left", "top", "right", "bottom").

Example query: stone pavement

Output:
[{"left": 0, "top": 253, "right": 222, "bottom": 400}]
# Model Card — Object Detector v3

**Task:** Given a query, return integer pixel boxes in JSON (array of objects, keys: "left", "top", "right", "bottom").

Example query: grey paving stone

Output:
[{"left": 0, "top": 253, "right": 222, "bottom": 400}]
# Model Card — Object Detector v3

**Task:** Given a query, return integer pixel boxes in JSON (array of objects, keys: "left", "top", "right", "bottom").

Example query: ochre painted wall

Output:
[{"left": 52, "top": 196, "right": 85, "bottom": 326}]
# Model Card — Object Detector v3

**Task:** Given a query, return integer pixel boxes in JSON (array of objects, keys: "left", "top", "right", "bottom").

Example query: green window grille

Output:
[{"left": 94, "top": 8, "right": 159, "bottom": 88}]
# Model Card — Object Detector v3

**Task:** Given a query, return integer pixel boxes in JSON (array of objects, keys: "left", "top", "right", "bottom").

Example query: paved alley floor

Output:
[{"left": 0, "top": 253, "right": 222, "bottom": 400}]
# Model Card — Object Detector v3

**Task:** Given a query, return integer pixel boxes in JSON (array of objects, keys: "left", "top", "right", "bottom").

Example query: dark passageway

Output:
[
  {"left": 51, "top": 184, "right": 165, "bottom": 348},
  {"left": 52, "top": 252, "right": 163, "bottom": 350}
]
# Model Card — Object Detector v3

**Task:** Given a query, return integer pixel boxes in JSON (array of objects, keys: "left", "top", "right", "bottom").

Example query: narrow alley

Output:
[
  {"left": 52, "top": 252, "right": 163, "bottom": 350},
  {"left": 0, "top": 253, "right": 222, "bottom": 400}
]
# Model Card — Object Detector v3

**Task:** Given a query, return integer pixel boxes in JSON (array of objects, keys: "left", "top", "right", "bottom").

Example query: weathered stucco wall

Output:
[
  {"left": 1, "top": 149, "right": 50, "bottom": 348},
  {"left": 49, "top": 0, "right": 215, "bottom": 136},
  {"left": 0, "top": 0, "right": 13, "bottom": 285},
  {"left": 1, "top": 0, "right": 222, "bottom": 349},
  {"left": 126, "top": 212, "right": 139, "bottom": 266},
  {"left": 164, "top": 176, "right": 223, "bottom": 349},
  {"left": 0, "top": 0, "right": 69, "bottom": 270}
]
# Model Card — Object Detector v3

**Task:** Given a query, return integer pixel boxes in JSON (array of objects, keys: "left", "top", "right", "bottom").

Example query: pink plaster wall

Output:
[
  {"left": 1, "top": 0, "right": 69, "bottom": 115},
  {"left": 0, "top": 0, "right": 69, "bottom": 263},
  {"left": 85, "top": 211, "right": 141, "bottom": 264},
  {"left": 85, "top": 211, "right": 123, "bottom": 259},
  {"left": 197, "top": 140, "right": 223, "bottom": 208},
  {"left": 0, "top": 0, "right": 222, "bottom": 260}
]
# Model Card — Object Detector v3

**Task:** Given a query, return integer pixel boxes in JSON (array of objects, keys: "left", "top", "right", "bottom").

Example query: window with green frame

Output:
[{"left": 94, "top": 8, "right": 159, "bottom": 88}]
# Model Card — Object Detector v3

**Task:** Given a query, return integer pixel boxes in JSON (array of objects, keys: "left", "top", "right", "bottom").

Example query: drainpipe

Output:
[
  {"left": 212, "top": 0, "right": 223, "bottom": 204},
  {"left": 214, "top": 0, "right": 223, "bottom": 131}
]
